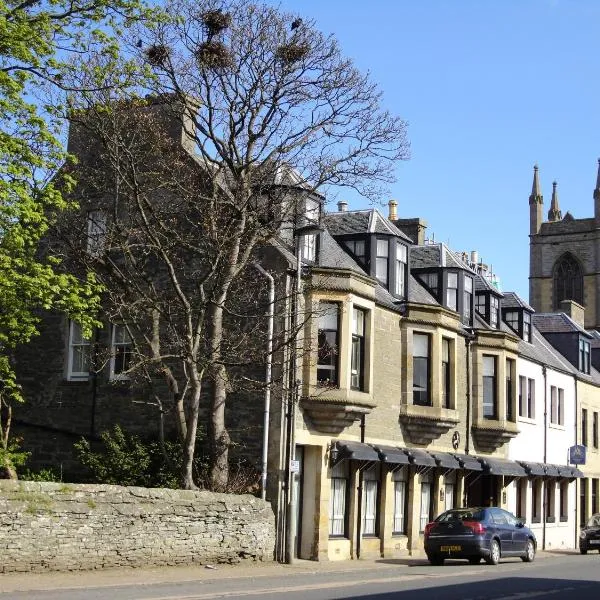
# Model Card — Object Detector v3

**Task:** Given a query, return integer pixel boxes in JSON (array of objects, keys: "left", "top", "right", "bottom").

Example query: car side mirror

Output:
[{"left": 516, "top": 521, "right": 525, "bottom": 528}]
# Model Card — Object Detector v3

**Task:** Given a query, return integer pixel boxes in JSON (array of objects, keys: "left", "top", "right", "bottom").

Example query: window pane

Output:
[
  {"left": 393, "top": 481, "right": 406, "bottom": 533},
  {"left": 362, "top": 480, "right": 378, "bottom": 535},
  {"left": 376, "top": 257, "right": 388, "bottom": 284},
  {"left": 376, "top": 239, "right": 389, "bottom": 257},
  {"left": 420, "top": 483, "right": 431, "bottom": 532},
  {"left": 319, "top": 303, "right": 338, "bottom": 331},
  {"left": 483, "top": 356, "right": 496, "bottom": 418},
  {"left": 413, "top": 333, "right": 429, "bottom": 357},
  {"left": 464, "top": 276, "right": 473, "bottom": 293},
  {"left": 397, "top": 243, "right": 407, "bottom": 262},
  {"left": 352, "top": 308, "right": 365, "bottom": 336},
  {"left": 318, "top": 302, "right": 339, "bottom": 385},
  {"left": 447, "top": 272, "right": 458, "bottom": 287}
]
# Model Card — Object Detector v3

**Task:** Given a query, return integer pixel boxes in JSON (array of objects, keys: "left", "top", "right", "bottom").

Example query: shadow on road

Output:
[{"left": 337, "top": 576, "right": 600, "bottom": 600}]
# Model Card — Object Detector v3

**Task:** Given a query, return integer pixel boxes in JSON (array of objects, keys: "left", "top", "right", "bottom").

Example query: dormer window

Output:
[
  {"left": 446, "top": 272, "right": 458, "bottom": 311},
  {"left": 376, "top": 239, "right": 389, "bottom": 285},
  {"left": 503, "top": 308, "right": 533, "bottom": 342},
  {"left": 579, "top": 338, "right": 591, "bottom": 374},
  {"left": 476, "top": 291, "right": 501, "bottom": 329},
  {"left": 418, "top": 272, "right": 439, "bottom": 296},
  {"left": 344, "top": 239, "right": 366, "bottom": 264},
  {"left": 463, "top": 276, "right": 473, "bottom": 324},
  {"left": 394, "top": 242, "right": 408, "bottom": 298}
]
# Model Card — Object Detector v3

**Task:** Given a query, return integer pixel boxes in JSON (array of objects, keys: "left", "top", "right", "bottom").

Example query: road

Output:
[{"left": 1, "top": 553, "right": 600, "bottom": 600}]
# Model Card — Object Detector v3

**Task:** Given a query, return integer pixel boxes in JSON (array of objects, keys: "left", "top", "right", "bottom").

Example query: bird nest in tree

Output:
[
  {"left": 276, "top": 42, "right": 309, "bottom": 63},
  {"left": 145, "top": 44, "right": 170, "bottom": 66},
  {"left": 196, "top": 41, "right": 232, "bottom": 69},
  {"left": 201, "top": 9, "right": 232, "bottom": 37}
]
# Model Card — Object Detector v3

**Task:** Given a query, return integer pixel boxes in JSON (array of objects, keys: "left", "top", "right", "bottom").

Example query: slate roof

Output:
[
  {"left": 518, "top": 326, "right": 579, "bottom": 374},
  {"left": 324, "top": 209, "right": 412, "bottom": 242},
  {"left": 316, "top": 228, "right": 366, "bottom": 274},
  {"left": 532, "top": 313, "right": 592, "bottom": 337},
  {"left": 502, "top": 292, "right": 534, "bottom": 312},
  {"left": 411, "top": 243, "right": 476, "bottom": 272},
  {"left": 539, "top": 217, "right": 595, "bottom": 235}
]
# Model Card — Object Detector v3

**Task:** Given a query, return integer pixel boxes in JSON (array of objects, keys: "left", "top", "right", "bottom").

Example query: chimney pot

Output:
[
  {"left": 337, "top": 201, "right": 348, "bottom": 212},
  {"left": 388, "top": 199, "right": 398, "bottom": 221},
  {"left": 471, "top": 250, "right": 478, "bottom": 265}
]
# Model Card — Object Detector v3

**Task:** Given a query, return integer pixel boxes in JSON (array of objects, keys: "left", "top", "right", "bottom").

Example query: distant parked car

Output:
[
  {"left": 579, "top": 514, "right": 600, "bottom": 554},
  {"left": 424, "top": 507, "right": 537, "bottom": 566}
]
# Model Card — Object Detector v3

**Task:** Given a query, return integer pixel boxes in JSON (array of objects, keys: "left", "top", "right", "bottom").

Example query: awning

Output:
[
  {"left": 557, "top": 465, "right": 584, "bottom": 479},
  {"left": 453, "top": 454, "right": 483, "bottom": 471},
  {"left": 544, "top": 464, "right": 561, "bottom": 477},
  {"left": 479, "top": 457, "right": 527, "bottom": 477},
  {"left": 405, "top": 448, "right": 437, "bottom": 467},
  {"left": 429, "top": 451, "right": 461, "bottom": 469},
  {"left": 334, "top": 441, "right": 380, "bottom": 463},
  {"left": 372, "top": 445, "right": 410, "bottom": 465},
  {"left": 570, "top": 466, "right": 584, "bottom": 478},
  {"left": 519, "top": 461, "right": 546, "bottom": 477}
]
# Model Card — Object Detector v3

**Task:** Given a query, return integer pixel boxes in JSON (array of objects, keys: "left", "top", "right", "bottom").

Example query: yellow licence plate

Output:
[{"left": 440, "top": 545, "right": 461, "bottom": 552}]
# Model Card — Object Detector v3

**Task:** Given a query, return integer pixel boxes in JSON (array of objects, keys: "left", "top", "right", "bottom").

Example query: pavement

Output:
[{"left": 0, "top": 549, "right": 579, "bottom": 595}]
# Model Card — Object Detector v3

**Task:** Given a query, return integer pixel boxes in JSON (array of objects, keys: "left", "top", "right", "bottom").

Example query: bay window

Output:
[
  {"left": 351, "top": 307, "right": 366, "bottom": 390},
  {"left": 317, "top": 302, "right": 339, "bottom": 385},
  {"left": 482, "top": 355, "right": 497, "bottom": 419},
  {"left": 413, "top": 333, "right": 431, "bottom": 406}
]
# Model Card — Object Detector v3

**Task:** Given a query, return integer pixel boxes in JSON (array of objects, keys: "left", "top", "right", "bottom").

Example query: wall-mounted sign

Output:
[
  {"left": 290, "top": 459, "right": 300, "bottom": 473},
  {"left": 569, "top": 445, "right": 586, "bottom": 465}
]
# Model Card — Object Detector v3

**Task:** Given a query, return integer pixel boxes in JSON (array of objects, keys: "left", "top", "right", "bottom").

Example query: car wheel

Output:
[
  {"left": 468, "top": 556, "right": 481, "bottom": 565},
  {"left": 485, "top": 539, "right": 500, "bottom": 565},
  {"left": 428, "top": 554, "right": 444, "bottom": 566},
  {"left": 521, "top": 539, "right": 535, "bottom": 563},
  {"left": 580, "top": 546, "right": 588, "bottom": 555}
]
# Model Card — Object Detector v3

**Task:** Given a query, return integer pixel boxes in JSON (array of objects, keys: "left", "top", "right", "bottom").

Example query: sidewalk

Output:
[{"left": 0, "top": 549, "right": 574, "bottom": 595}]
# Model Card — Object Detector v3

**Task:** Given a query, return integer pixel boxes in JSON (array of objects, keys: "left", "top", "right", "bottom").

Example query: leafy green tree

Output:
[{"left": 0, "top": 0, "right": 154, "bottom": 477}]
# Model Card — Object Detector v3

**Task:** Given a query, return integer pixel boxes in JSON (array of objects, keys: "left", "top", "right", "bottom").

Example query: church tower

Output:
[{"left": 529, "top": 160, "right": 600, "bottom": 329}]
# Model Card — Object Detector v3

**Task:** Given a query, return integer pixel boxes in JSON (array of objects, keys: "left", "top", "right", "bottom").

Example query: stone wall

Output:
[{"left": 0, "top": 481, "right": 275, "bottom": 572}]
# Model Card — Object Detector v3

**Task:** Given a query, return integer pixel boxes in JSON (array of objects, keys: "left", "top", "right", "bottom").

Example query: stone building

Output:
[
  {"left": 12, "top": 104, "right": 598, "bottom": 564},
  {"left": 529, "top": 161, "right": 600, "bottom": 329}
]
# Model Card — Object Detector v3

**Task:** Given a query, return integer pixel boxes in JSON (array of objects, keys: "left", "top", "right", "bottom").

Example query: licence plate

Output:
[{"left": 440, "top": 545, "right": 461, "bottom": 552}]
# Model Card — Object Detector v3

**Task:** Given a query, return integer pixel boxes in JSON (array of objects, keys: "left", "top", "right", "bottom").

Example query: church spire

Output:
[
  {"left": 548, "top": 181, "right": 562, "bottom": 221},
  {"left": 529, "top": 164, "right": 543, "bottom": 235}
]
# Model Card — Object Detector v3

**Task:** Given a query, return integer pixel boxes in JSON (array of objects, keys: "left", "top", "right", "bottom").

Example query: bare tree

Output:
[{"left": 63, "top": 0, "right": 409, "bottom": 490}]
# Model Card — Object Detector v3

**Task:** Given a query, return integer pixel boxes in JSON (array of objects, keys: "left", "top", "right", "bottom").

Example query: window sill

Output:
[
  {"left": 560, "top": 516, "right": 568, "bottom": 522},
  {"left": 65, "top": 377, "right": 89, "bottom": 383},
  {"left": 546, "top": 516, "right": 556, "bottom": 523},
  {"left": 392, "top": 532, "right": 407, "bottom": 537},
  {"left": 328, "top": 535, "right": 348, "bottom": 540},
  {"left": 518, "top": 416, "right": 536, "bottom": 425},
  {"left": 549, "top": 423, "right": 566, "bottom": 431},
  {"left": 532, "top": 517, "right": 541, "bottom": 524}
]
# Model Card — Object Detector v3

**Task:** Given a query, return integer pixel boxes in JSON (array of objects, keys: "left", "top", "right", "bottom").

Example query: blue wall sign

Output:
[{"left": 569, "top": 445, "right": 586, "bottom": 465}]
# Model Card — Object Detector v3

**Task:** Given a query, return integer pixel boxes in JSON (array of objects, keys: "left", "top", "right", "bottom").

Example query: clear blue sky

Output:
[{"left": 276, "top": 0, "right": 600, "bottom": 300}]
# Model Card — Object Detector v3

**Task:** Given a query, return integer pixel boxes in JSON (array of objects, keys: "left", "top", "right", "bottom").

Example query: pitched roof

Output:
[
  {"left": 502, "top": 292, "right": 534, "bottom": 312},
  {"left": 324, "top": 209, "right": 412, "bottom": 242},
  {"left": 518, "top": 326, "right": 579, "bottom": 374},
  {"left": 532, "top": 313, "right": 592, "bottom": 337},
  {"left": 411, "top": 243, "right": 475, "bottom": 271}
]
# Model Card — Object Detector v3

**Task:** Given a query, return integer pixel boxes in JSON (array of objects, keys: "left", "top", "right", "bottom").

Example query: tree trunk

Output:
[
  {"left": 207, "top": 301, "right": 231, "bottom": 491},
  {"left": 181, "top": 382, "right": 202, "bottom": 490}
]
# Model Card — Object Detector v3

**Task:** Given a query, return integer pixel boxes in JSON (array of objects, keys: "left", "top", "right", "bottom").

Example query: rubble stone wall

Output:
[{"left": 0, "top": 481, "right": 275, "bottom": 572}]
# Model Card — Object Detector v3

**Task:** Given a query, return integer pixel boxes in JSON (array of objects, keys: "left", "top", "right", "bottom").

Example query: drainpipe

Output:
[
  {"left": 356, "top": 414, "right": 366, "bottom": 559},
  {"left": 465, "top": 336, "right": 472, "bottom": 456},
  {"left": 574, "top": 374, "right": 579, "bottom": 549},
  {"left": 254, "top": 263, "right": 275, "bottom": 502},
  {"left": 542, "top": 365, "right": 548, "bottom": 550}
]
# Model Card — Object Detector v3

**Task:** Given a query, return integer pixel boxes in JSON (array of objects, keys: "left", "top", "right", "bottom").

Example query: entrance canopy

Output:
[{"left": 478, "top": 457, "right": 527, "bottom": 477}]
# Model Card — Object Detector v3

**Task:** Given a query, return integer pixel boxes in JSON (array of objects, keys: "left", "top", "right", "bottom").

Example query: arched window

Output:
[{"left": 553, "top": 253, "right": 583, "bottom": 309}]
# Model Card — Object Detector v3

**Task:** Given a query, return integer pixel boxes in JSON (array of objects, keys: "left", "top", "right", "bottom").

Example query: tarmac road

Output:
[{"left": 1, "top": 550, "right": 599, "bottom": 600}]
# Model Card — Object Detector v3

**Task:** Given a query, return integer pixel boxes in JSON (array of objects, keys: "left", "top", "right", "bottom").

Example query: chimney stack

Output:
[
  {"left": 337, "top": 200, "right": 348, "bottom": 212},
  {"left": 388, "top": 199, "right": 398, "bottom": 221}
]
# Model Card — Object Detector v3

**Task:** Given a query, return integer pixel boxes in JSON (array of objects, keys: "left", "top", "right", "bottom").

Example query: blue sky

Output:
[{"left": 276, "top": 0, "right": 600, "bottom": 299}]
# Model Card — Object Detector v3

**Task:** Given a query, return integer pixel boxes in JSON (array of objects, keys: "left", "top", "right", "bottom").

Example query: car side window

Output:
[
  {"left": 503, "top": 510, "right": 518, "bottom": 526},
  {"left": 490, "top": 508, "right": 507, "bottom": 525}
]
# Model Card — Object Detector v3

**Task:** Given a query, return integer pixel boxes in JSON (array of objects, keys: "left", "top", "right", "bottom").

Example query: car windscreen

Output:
[
  {"left": 586, "top": 514, "right": 600, "bottom": 528},
  {"left": 436, "top": 509, "right": 485, "bottom": 523}
]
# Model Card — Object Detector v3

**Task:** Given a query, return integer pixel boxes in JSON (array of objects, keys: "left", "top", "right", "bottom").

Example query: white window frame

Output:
[
  {"left": 66, "top": 321, "right": 90, "bottom": 381},
  {"left": 420, "top": 480, "right": 432, "bottom": 532},
  {"left": 362, "top": 466, "right": 379, "bottom": 536},
  {"left": 329, "top": 462, "right": 348, "bottom": 537},
  {"left": 109, "top": 324, "right": 133, "bottom": 381},
  {"left": 392, "top": 470, "right": 407, "bottom": 534}
]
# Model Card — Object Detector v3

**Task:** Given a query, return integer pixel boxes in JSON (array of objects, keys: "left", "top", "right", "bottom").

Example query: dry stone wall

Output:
[{"left": 0, "top": 481, "right": 275, "bottom": 572}]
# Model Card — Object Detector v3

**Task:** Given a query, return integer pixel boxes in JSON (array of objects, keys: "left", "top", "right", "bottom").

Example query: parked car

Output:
[
  {"left": 579, "top": 514, "right": 600, "bottom": 554},
  {"left": 424, "top": 507, "right": 537, "bottom": 566}
]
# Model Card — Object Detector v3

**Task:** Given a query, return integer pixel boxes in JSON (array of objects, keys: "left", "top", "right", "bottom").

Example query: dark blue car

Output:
[{"left": 424, "top": 507, "right": 537, "bottom": 566}]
